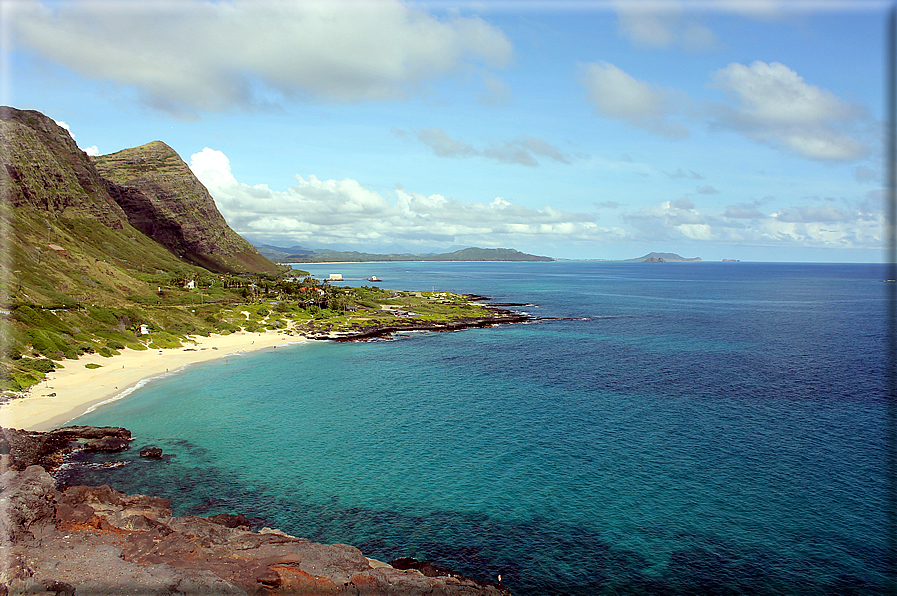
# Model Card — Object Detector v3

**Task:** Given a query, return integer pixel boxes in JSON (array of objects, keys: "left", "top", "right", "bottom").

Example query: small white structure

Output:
[
  {"left": 184, "top": 280, "right": 196, "bottom": 289},
  {"left": 328, "top": 274, "right": 343, "bottom": 281},
  {"left": 139, "top": 324, "right": 150, "bottom": 335}
]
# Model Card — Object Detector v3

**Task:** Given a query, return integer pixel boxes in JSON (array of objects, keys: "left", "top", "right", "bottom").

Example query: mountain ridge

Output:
[
  {"left": 92, "top": 140, "right": 276, "bottom": 274},
  {"left": 254, "top": 244, "right": 555, "bottom": 263}
]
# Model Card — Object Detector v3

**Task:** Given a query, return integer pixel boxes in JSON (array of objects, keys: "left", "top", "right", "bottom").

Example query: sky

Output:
[{"left": 1, "top": 0, "right": 892, "bottom": 262}]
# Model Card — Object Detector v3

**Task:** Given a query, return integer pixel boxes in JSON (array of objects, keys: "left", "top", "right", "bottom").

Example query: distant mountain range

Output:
[
  {"left": 252, "top": 243, "right": 555, "bottom": 263},
  {"left": 254, "top": 244, "right": 703, "bottom": 264}
]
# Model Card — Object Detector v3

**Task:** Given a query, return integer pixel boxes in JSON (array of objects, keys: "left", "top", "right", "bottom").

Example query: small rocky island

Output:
[{"left": 0, "top": 426, "right": 510, "bottom": 595}]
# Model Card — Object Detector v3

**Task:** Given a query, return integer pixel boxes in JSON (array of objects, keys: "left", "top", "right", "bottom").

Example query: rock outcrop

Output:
[
  {"left": 0, "top": 466, "right": 510, "bottom": 595},
  {"left": 0, "top": 426, "right": 132, "bottom": 473},
  {"left": 93, "top": 141, "right": 276, "bottom": 274},
  {"left": 0, "top": 427, "right": 510, "bottom": 594}
]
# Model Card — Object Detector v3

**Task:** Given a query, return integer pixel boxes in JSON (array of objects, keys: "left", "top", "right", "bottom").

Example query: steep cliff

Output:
[
  {"left": 93, "top": 141, "right": 276, "bottom": 274},
  {"left": 0, "top": 107, "right": 128, "bottom": 229},
  {"left": 0, "top": 106, "right": 277, "bottom": 277}
]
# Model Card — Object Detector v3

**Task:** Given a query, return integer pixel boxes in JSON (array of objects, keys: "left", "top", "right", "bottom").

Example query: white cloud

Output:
[
  {"left": 579, "top": 61, "right": 689, "bottom": 140},
  {"left": 709, "top": 61, "right": 869, "bottom": 161},
  {"left": 625, "top": 196, "right": 882, "bottom": 249},
  {"left": 189, "top": 148, "right": 621, "bottom": 248},
  {"left": 13, "top": 0, "right": 513, "bottom": 116},
  {"left": 189, "top": 148, "right": 883, "bottom": 254},
  {"left": 82, "top": 145, "right": 99, "bottom": 156},
  {"left": 409, "top": 128, "right": 572, "bottom": 166}
]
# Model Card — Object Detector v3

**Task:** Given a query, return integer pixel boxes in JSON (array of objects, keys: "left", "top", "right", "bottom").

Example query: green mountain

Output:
[
  {"left": 0, "top": 106, "right": 283, "bottom": 391},
  {"left": 262, "top": 246, "right": 554, "bottom": 263},
  {"left": 93, "top": 141, "right": 275, "bottom": 275}
]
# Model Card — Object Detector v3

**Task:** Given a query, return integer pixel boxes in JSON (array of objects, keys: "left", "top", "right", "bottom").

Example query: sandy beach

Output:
[{"left": 0, "top": 330, "right": 306, "bottom": 432}]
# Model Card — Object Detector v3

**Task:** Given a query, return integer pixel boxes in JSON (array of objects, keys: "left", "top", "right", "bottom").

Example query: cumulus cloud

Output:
[
  {"left": 625, "top": 196, "right": 882, "bottom": 249},
  {"left": 189, "top": 147, "right": 882, "bottom": 253},
  {"left": 579, "top": 61, "right": 689, "bottom": 140},
  {"left": 13, "top": 0, "right": 512, "bottom": 116},
  {"left": 709, "top": 61, "right": 869, "bottom": 161},
  {"left": 410, "top": 128, "right": 572, "bottom": 166},
  {"left": 189, "top": 148, "right": 622, "bottom": 248}
]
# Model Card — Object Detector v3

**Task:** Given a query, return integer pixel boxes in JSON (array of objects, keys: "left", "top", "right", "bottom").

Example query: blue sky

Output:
[{"left": 2, "top": 0, "right": 891, "bottom": 261}]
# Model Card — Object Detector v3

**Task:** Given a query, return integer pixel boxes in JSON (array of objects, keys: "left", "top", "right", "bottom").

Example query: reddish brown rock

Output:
[{"left": 0, "top": 466, "right": 511, "bottom": 595}]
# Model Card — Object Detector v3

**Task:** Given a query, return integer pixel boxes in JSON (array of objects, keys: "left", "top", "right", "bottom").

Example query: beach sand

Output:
[{"left": 0, "top": 330, "right": 306, "bottom": 432}]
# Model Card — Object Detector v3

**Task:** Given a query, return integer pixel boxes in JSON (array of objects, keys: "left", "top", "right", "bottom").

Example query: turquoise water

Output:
[{"left": 63, "top": 262, "right": 890, "bottom": 594}]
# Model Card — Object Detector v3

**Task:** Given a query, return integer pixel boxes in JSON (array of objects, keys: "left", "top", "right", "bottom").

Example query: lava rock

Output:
[{"left": 84, "top": 436, "right": 130, "bottom": 452}]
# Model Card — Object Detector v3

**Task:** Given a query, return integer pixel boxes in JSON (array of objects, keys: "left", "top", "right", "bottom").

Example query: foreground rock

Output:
[
  {"left": 0, "top": 426, "right": 132, "bottom": 472},
  {"left": 0, "top": 431, "right": 510, "bottom": 595}
]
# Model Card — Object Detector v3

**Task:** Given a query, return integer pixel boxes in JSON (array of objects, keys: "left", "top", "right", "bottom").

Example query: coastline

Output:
[{"left": 0, "top": 329, "right": 305, "bottom": 432}]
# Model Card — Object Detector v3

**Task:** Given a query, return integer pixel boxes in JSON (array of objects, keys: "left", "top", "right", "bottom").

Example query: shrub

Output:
[
  {"left": 85, "top": 363, "right": 102, "bottom": 369},
  {"left": 25, "top": 358, "right": 55, "bottom": 374}
]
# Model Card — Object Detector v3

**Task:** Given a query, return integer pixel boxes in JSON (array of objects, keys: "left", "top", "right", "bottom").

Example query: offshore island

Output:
[{"left": 0, "top": 106, "right": 522, "bottom": 594}]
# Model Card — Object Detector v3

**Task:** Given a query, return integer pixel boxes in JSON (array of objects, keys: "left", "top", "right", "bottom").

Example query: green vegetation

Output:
[
  {"left": 263, "top": 246, "right": 554, "bottom": 263},
  {"left": 0, "top": 237, "right": 504, "bottom": 396}
]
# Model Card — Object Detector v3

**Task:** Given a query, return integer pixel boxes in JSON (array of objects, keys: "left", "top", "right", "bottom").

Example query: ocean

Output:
[{"left": 61, "top": 261, "right": 890, "bottom": 595}]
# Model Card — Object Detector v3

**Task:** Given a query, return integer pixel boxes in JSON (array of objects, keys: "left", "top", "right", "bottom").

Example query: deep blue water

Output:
[{"left": 63, "top": 262, "right": 890, "bottom": 595}]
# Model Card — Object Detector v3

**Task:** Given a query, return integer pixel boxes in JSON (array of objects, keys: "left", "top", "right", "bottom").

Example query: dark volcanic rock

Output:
[
  {"left": 139, "top": 447, "right": 163, "bottom": 458},
  {"left": 206, "top": 513, "right": 252, "bottom": 530},
  {"left": 0, "top": 426, "right": 131, "bottom": 472},
  {"left": 84, "top": 437, "right": 131, "bottom": 452}
]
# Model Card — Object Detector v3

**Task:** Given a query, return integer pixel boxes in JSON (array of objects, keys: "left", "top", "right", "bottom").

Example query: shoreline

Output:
[{"left": 0, "top": 329, "right": 305, "bottom": 432}]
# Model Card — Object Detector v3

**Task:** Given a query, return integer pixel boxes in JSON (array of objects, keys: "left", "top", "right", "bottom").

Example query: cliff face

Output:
[
  {"left": 93, "top": 142, "right": 276, "bottom": 274},
  {"left": 0, "top": 108, "right": 128, "bottom": 229},
  {"left": 0, "top": 106, "right": 276, "bottom": 275}
]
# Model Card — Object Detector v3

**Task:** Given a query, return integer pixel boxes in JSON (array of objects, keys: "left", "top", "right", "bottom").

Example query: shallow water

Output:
[{"left": 64, "top": 262, "right": 890, "bottom": 594}]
